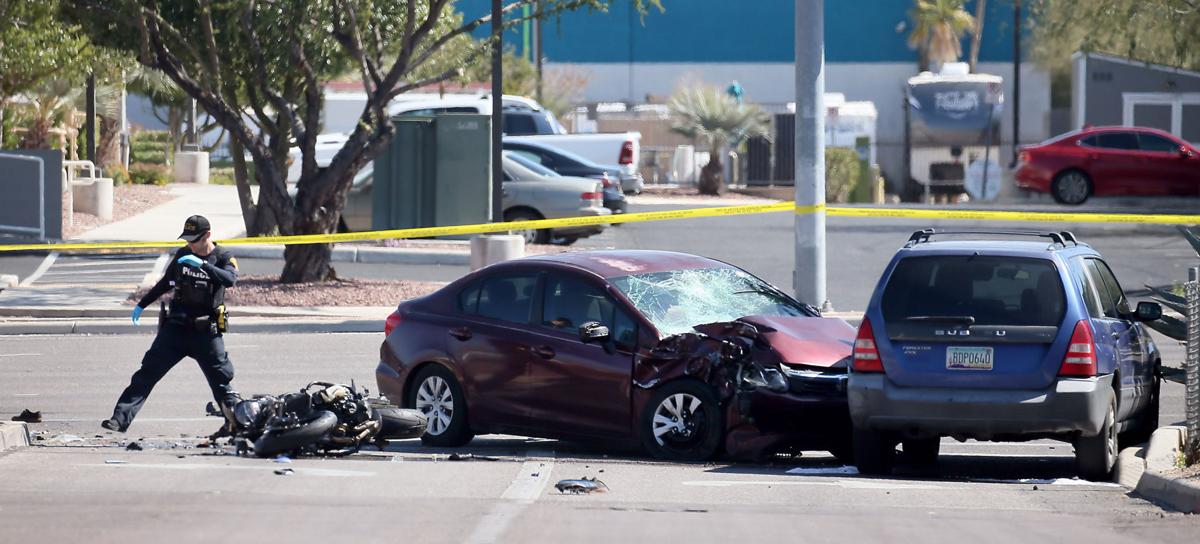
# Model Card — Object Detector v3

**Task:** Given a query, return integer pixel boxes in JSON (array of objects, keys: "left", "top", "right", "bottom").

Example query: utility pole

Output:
[
  {"left": 794, "top": 0, "right": 827, "bottom": 310},
  {"left": 1011, "top": 0, "right": 1022, "bottom": 167},
  {"left": 85, "top": 75, "right": 96, "bottom": 163},
  {"left": 535, "top": 0, "right": 543, "bottom": 103},
  {"left": 490, "top": 0, "right": 503, "bottom": 223}
]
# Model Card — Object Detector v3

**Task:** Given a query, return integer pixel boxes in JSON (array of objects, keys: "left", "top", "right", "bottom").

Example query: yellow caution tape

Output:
[{"left": 0, "top": 201, "right": 1195, "bottom": 253}]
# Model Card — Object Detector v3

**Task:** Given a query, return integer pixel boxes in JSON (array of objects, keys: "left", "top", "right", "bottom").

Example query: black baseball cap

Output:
[{"left": 178, "top": 215, "right": 211, "bottom": 242}]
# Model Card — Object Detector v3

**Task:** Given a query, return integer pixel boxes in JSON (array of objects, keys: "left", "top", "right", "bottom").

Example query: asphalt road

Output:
[{"left": 1, "top": 333, "right": 1196, "bottom": 542}]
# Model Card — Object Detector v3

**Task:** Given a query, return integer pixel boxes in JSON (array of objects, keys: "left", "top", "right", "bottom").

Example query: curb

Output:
[
  {"left": 228, "top": 244, "right": 469, "bottom": 266},
  {"left": 1124, "top": 426, "right": 1200, "bottom": 513},
  {"left": 0, "top": 422, "right": 30, "bottom": 452}
]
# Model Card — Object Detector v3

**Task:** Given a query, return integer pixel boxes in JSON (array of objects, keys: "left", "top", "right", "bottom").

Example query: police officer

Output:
[{"left": 102, "top": 215, "right": 240, "bottom": 432}]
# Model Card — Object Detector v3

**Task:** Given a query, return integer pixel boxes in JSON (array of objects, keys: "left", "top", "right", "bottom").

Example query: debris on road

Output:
[
  {"left": 274, "top": 468, "right": 295, "bottom": 476},
  {"left": 126, "top": 442, "right": 144, "bottom": 451},
  {"left": 447, "top": 453, "right": 501, "bottom": 461},
  {"left": 274, "top": 455, "right": 292, "bottom": 464},
  {"left": 555, "top": 477, "right": 610, "bottom": 494},
  {"left": 45, "top": 434, "right": 84, "bottom": 444},
  {"left": 104, "top": 460, "right": 127, "bottom": 465},
  {"left": 11, "top": 409, "right": 41, "bottom": 423}
]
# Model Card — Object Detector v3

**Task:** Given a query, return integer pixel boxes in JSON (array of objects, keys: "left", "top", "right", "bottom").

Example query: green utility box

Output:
[{"left": 373, "top": 114, "right": 491, "bottom": 232}]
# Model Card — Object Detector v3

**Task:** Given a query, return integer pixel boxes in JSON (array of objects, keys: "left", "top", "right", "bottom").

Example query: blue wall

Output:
[{"left": 455, "top": 0, "right": 1027, "bottom": 64}]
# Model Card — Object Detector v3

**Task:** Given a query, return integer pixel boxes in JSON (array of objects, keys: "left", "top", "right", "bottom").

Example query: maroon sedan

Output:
[
  {"left": 376, "top": 250, "right": 856, "bottom": 461},
  {"left": 1015, "top": 126, "right": 1199, "bottom": 204}
]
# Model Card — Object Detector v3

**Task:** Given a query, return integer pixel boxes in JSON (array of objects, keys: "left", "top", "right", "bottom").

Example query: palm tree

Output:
[
  {"left": 668, "top": 85, "right": 769, "bottom": 195},
  {"left": 908, "top": 0, "right": 976, "bottom": 71}
]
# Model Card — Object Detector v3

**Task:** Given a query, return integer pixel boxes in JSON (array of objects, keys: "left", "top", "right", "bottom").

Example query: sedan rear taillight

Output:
[
  {"left": 581, "top": 191, "right": 601, "bottom": 201},
  {"left": 1018, "top": 151, "right": 1029, "bottom": 164},
  {"left": 1058, "top": 320, "right": 1097, "bottom": 377},
  {"left": 619, "top": 141, "right": 634, "bottom": 165},
  {"left": 852, "top": 318, "right": 884, "bottom": 373},
  {"left": 384, "top": 310, "right": 403, "bottom": 337}
]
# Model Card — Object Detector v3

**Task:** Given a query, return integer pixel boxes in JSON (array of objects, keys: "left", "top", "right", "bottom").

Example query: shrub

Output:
[
  {"left": 128, "top": 162, "right": 172, "bottom": 186},
  {"left": 130, "top": 131, "right": 171, "bottom": 165},
  {"left": 107, "top": 163, "right": 131, "bottom": 186},
  {"left": 825, "top": 147, "right": 861, "bottom": 203}
]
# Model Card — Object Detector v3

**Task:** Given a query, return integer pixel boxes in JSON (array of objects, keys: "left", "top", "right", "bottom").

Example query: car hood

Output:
[{"left": 737, "top": 315, "right": 856, "bottom": 368}]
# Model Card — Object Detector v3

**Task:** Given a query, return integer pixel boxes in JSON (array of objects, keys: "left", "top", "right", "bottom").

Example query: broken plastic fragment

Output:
[
  {"left": 126, "top": 442, "right": 144, "bottom": 451},
  {"left": 555, "top": 477, "right": 609, "bottom": 494},
  {"left": 274, "top": 468, "right": 295, "bottom": 476},
  {"left": 274, "top": 455, "right": 292, "bottom": 463}
]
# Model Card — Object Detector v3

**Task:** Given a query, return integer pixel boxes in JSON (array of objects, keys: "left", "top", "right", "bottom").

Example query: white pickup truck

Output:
[{"left": 298, "top": 93, "right": 641, "bottom": 180}]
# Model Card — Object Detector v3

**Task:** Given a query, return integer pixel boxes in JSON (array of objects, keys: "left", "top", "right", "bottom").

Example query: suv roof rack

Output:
[{"left": 906, "top": 229, "right": 1085, "bottom": 248}]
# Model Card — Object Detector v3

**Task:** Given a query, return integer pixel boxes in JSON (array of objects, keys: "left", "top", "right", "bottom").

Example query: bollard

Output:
[
  {"left": 174, "top": 151, "right": 210, "bottom": 184},
  {"left": 469, "top": 234, "right": 525, "bottom": 271}
]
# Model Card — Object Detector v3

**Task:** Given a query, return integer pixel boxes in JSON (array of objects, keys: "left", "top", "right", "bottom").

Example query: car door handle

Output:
[
  {"left": 449, "top": 327, "right": 472, "bottom": 341},
  {"left": 532, "top": 345, "right": 556, "bottom": 359}
]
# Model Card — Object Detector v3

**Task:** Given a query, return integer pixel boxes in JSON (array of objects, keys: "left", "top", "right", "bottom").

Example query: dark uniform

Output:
[{"left": 104, "top": 241, "right": 240, "bottom": 432}]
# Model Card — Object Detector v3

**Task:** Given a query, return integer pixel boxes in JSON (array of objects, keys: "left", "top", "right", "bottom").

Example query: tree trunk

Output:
[
  {"left": 697, "top": 154, "right": 724, "bottom": 195},
  {"left": 969, "top": 0, "right": 987, "bottom": 73},
  {"left": 97, "top": 115, "right": 121, "bottom": 168},
  {"left": 280, "top": 242, "right": 336, "bottom": 283},
  {"left": 228, "top": 136, "right": 259, "bottom": 236}
]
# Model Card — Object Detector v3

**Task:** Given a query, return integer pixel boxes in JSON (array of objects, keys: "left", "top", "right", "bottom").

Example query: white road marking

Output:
[
  {"left": 0, "top": 353, "right": 40, "bottom": 358},
  {"left": 83, "top": 462, "right": 374, "bottom": 477},
  {"left": 18, "top": 252, "right": 57, "bottom": 286},
  {"left": 786, "top": 465, "right": 859, "bottom": 475},
  {"left": 465, "top": 449, "right": 555, "bottom": 544},
  {"left": 13, "top": 393, "right": 39, "bottom": 397}
]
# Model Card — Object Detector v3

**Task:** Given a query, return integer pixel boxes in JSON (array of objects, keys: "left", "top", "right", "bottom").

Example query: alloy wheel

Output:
[
  {"left": 1056, "top": 172, "right": 1089, "bottom": 204},
  {"left": 415, "top": 376, "right": 454, "bottom": 436},
  {"left": 652, "top": 393, "right": 707, "bottom": 447}
]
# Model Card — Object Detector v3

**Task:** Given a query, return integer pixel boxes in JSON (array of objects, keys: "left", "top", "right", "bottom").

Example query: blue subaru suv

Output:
[{"left": 848, "top": 230, "right": 1163, "bottom": 481}]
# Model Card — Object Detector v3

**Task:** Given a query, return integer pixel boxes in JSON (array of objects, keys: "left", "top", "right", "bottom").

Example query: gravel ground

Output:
[
  {"left": 63, "top": 184, "right": 174, "bottom": 239},
  {"left": 638, "top": 185, "right": 765, "bottom": 200},
  {"left": 128, "top": 275, "right": 446, "bottom": 307}
]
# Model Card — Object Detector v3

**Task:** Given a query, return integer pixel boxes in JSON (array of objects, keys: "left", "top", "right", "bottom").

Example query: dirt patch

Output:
[
  {"left": 128, "top": 275, "right": 446, "bottom": 307},
  {"left": 1166, "top": 461, "right": 1200, "bottom": 482},
  {"left": 63, "top": 184, "right": 175, "bottom": 239}
]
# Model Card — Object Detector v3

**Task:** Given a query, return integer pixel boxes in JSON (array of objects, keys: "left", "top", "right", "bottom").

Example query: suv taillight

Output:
[
  {"left": 384, "top": 310, "right": 402, "bottom": 337},
  {"left": 1059, "top": 320, "right": 1097, "bottom": 377},
  {"left": 852, "top": 318, "right": 884, "bottom": 373},
  {"left": 619, "top": 141, "right": 634, "bottom": 165},
  {"left": 599, "top": 173, "right": 613, "bottom": 188},
  {"left": 1018, "top": 151, "right": 1029, "bottom": 164}
]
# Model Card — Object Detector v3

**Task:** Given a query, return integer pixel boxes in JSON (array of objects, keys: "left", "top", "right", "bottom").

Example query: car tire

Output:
[
  {"left": 1076, "top": 393, "right": 1118, "bottom": 481},
  {"left": 902, "top": 437, "right": 941, "bottom": 466},
  {"left": 639, "top": 380, "right": 724, "bottom": 462},
  {"left": 504, "top": 209, "right": 549, "bottom": 245},
  {"left": 408, "top": 365, "right": 474, "bottom": 447},
  {"left": 1119, "top": 372, "right": 1160, "bottom": 448},
  {"left": 1051, "top": 170, "right": 1092, "bottom": 205},
  {"left": 253, "top": 410, "right": 338, "bottom": 458},
  {"left": 829, "top": 436, "right": 856, "bottom": 466},
  {"left": 853, "top": 427, "right": 897, "bottom": 476}
]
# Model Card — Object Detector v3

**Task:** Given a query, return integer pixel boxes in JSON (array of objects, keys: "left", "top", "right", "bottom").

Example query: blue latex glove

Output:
[
  {"left": 131, "top": 306, "right": 144, "bottom": 326},
  {"left": 178, "top": 255, "right": 204, "bottom": 268}
]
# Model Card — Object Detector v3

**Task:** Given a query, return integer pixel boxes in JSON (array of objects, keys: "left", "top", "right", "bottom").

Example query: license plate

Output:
[{"left": 946, "top": 346, "right": 993, "bottom": 370}]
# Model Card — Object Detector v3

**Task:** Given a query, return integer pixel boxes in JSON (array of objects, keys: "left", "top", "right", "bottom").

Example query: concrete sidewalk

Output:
[{"left": 0, "top": 305, "right": 393, "bottom": 334}]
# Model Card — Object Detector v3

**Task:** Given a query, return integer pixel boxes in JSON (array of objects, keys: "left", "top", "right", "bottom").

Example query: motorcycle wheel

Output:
[
  {"left": 253, "top": 410, "right": 338, "bottom": 458},
  {"left": 375, "top": 406, "right": 429, "bottom": 440}
]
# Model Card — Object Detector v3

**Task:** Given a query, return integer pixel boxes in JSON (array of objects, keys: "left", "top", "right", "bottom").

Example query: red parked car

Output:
[
  {"left": 376, "top": 250, "right": 857, "bottom": 461},
  {"left": 1015, "top": 126, "right": 1200, "bottom": 204}
]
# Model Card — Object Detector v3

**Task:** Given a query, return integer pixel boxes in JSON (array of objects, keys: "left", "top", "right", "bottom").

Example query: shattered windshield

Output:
[{"left": 610, "top": 268, "right": 813, "bottom": 337}]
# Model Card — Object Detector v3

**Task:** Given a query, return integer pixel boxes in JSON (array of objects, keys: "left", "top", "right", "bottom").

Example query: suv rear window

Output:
[{"left": 882, "top": 256, "right": 1065, "bottom": 327}]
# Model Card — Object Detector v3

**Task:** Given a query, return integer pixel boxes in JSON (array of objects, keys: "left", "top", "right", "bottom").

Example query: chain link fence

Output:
[{"left": 1187, "top": 277, "right": 1199, "bottom": 463}]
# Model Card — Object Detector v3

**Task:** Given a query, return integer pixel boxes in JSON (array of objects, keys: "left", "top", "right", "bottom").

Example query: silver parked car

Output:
[{"left": 336, "top": 156, "right": 609, "bottom": 246}]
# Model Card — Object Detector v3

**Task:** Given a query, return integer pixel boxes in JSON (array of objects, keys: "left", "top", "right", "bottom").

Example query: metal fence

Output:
[{"left": 1187, "top": 275, "right": 1199, "bottom": 462}]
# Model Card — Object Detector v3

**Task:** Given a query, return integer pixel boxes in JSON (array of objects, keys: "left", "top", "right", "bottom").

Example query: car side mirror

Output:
[
  {"left": 578, "top": 321, "right": 610, "bottom": 343},
  {"left": 1134, "top": 301, "right": 1162, "bottom": 322}
]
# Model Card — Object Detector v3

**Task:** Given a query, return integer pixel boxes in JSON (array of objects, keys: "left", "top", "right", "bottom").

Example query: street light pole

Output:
[
  {"left": 1011, "top": 0, "right": 1022, "bottom": 167},
  {"left": 491, "top": 0, "right": 503, "bottom": 223},
  {"left": 794, "top": 0, "right": 827, "bottom": 310}
]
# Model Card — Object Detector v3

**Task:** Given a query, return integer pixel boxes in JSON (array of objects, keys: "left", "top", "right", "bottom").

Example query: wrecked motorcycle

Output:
[{"left": 207, "top": 381, "right": 427, "bottom": 458}]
